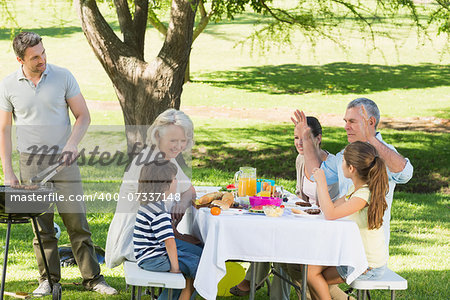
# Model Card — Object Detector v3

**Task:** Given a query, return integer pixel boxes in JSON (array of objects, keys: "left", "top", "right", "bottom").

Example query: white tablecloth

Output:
[{"left": 192, "top": 188, "right": 368, "bottom": 300}]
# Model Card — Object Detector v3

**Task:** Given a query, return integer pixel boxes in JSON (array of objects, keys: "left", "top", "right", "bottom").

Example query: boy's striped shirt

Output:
[{"left": 133, "top": 201, "right": 174, "bottom": 264}]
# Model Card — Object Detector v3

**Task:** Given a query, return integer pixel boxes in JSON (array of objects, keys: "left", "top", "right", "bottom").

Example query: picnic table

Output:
[{"left": 191, "top": 186, "right": 368, "bottom": 300}]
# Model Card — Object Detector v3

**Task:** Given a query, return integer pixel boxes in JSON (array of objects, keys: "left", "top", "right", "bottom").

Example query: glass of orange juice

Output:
[{"left": 234, "top": 167, "right": 257, "bottom": 196}]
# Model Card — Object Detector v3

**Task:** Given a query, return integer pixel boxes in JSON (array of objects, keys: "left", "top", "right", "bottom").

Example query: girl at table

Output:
[
  {"left": 134, "top": 161, "right": 202, "bottom": 300},
  {"left": 307, "top": 141, "right": 389, "bottom": 300}
]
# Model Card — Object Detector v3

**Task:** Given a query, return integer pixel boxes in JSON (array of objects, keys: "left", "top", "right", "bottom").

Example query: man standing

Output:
[{"left": 0, "top": 32, "right": 117, "bottom": 295}]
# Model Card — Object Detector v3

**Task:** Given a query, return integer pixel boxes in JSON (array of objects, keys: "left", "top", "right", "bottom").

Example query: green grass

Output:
[
  {"left": 0, "top": 1, "right": 449, "bottom": 119},
  {"left": 191, "top": 117, "right": 449, "bottom": 194},
  {"left": 3, "top": 118, "right": 446, "bottom": 299},
  {"left": 0, "top": 193, "right": 447, "bottom": 299}
]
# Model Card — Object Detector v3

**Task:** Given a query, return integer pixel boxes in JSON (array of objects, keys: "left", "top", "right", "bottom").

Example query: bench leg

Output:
[
  {"left": 363, "top": 290, "right": 368, "bottom": 300},
  {"left": 130, "top": 285, "right": 136, "bottom": 300},
  {"left": 137, "top": 287, "right": 142, "bottom": 300}
]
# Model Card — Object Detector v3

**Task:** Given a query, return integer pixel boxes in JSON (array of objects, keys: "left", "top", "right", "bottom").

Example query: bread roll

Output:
[
  {"left": 211, "top": 200, "right": 230, "bottom": 210},
  {"left": 221, "top": 192, "right": 234, "bottom": 207},
  {"left": 197, "top": 191, "right": 223, "bottom": 205},
  {"left": 291, "top": 208, "right": 307, "bottom": 215}
]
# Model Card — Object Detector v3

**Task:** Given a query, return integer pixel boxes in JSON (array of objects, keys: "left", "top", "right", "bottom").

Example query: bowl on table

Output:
[
  {"left": 249, "top": 196, "right": 282, "bottom": 207},
  {"left": 263, "top": 205, "right": 284, "bottom": 217}
]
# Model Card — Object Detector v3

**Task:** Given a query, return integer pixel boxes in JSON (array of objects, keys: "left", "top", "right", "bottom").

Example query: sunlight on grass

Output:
[{"left": 0, "top": 1, "right": 448, "bottom": 299}]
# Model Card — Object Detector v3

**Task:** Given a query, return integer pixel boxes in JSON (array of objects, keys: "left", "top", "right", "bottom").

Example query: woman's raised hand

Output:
[{"left": 291, "top": 109, "right": 311, "bottom": 139}]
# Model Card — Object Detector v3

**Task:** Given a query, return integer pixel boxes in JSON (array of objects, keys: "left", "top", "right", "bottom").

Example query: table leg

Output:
[
  {"left": 249, "top": 262, "right": 256, "bottom": 300},
  {"left": 301, "top": 264, "right": 308, "bottom": 300}
]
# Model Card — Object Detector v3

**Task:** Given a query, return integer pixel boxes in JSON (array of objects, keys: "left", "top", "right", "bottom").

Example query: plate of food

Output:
[
  {"left": 295, "top": 201, "right": 312, "bottom": 207},
  {"left": 220, "top": 208, "right": 245, "bottom": 215},
  {"left": 247, "top": 205, "right": 265, "bottom": 214},
  {"left": 193, "top": 191, "right": 235, "bottom": 209}
]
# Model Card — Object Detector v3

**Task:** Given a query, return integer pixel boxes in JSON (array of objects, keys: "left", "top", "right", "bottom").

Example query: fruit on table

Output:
[
  {"left": 211, "top": 207, "right": 221, "bottom": 216},
  {"left": 257, "top": 190, "right": 271, "bottom": 197}
]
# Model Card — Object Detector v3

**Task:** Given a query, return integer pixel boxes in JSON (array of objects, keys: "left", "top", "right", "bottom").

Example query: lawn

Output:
[{"left": 0, "top": 0, "right": 449, "bottom": 299}]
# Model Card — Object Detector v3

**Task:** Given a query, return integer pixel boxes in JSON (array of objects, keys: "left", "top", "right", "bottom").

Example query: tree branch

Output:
[
  {"left": 198, "top": 0, "right": 207, "bottom": 17},
  {"left": 158, "top": 0, "right": 198, "bottom": 67},
  {"left": 193, "top": 0, "right": 213, "bottom": 41},
  {"left": 148, "top": 6, "right": 168, "bottom": 35},
  {"left": 259, "top": 0, "right": 294, "bottom": 24},
  {"left": 331, "top": 0, "right": 375, "bottom": 44},
  {"left": 76, "top": 0, "right": 130, "bottom": 66},
  {"left": 113, "top": 0, "right": 138, "bottom": 48},
  {"left": 133, "top": 0, "right": 148, "bottom": 59}
]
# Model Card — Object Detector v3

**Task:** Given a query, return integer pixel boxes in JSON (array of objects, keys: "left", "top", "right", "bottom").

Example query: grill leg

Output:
[
  {"left": 0, "top": 221, "right": 12, "bottom": 300},
  {"left": 31, "top": 216, "right": 53, "bottom": 290}
]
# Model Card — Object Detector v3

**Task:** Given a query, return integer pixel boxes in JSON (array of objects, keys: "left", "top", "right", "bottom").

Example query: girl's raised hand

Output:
[{"left": 312, "top": 168, "right": 326, "bottom": 183}]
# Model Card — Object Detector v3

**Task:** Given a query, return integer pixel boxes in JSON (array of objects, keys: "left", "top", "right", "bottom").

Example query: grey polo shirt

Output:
[{"left": 0, "top": 64, "right": 80, "bottom": 154}]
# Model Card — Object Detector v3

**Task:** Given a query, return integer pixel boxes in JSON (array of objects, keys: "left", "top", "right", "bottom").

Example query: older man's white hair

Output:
[{"left": 347, "top": 98, "right": 381, "bottom": 128}]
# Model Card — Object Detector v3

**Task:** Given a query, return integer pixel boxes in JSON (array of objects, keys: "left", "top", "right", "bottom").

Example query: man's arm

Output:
[
  {"left": 367, "top": 136, "right": 407, "bottom": 173},
  {"left": 63, "top": 93, "right": 91, "bottom": 164},
  {"left": 359, "top": 106, "right": 408, "bottom": 173},
  {"left": 0, "top": 110, "right": 19, "bottom": 185}
]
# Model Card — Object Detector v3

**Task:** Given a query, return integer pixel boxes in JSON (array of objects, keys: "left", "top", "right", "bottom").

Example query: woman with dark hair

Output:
[{"left": 294, "top": 116, "right": 339, "bottom": 205}]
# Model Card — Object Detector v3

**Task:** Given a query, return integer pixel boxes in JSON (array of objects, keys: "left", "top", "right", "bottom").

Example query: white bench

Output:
[
  {"left": 350, "top": 268, "right": 407, "bottom": 300},
  {"left": 123, "top": 260, "right": 186, "bottom": 300}
]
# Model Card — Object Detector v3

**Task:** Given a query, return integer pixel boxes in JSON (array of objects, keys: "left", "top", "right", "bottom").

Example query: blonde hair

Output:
[
  {"left": 146, "top": 109, "right": 194, "bottom": 151},
  {"left": 344, "top": 141, "right": 388, "bottom": 229}
]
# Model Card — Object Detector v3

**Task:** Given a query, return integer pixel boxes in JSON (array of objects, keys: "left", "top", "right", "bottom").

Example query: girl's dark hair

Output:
[
  {"left": 343, "top": 141, "right": 388, "bottom": 230},
  {"left": 138, "top": 160, "right": 177, "bottom": 204},
  {"left": 306, "top": 116, "right": 322, "bottom": 138}
]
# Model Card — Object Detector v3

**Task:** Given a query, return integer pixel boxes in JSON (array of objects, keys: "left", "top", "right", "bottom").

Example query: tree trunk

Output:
[
  {"left": 76, "top": 0, "right": 198, "bottom": 153},
  {"left": 184, "top": 58, "right": 191, "bottom": 83}
]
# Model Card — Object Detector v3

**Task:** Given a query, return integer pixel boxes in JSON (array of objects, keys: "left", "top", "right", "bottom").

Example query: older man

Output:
[{"left": 0, "top": 32, "right": 117, "bottom": 295}]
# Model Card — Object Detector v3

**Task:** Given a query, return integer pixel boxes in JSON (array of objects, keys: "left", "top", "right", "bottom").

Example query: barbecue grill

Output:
[{"left": 0, "top": 169, "right": 63, "bottom": 299}]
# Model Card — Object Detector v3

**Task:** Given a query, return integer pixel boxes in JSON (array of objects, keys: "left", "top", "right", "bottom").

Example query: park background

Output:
[{"left": 0, "top": 0, "right": 449, "bottom": 299}]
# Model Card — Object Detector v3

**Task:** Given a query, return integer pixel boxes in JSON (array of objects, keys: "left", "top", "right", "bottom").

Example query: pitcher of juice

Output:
[{"left": 234, "top": 167, "right": 257, "bottom": 197}]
